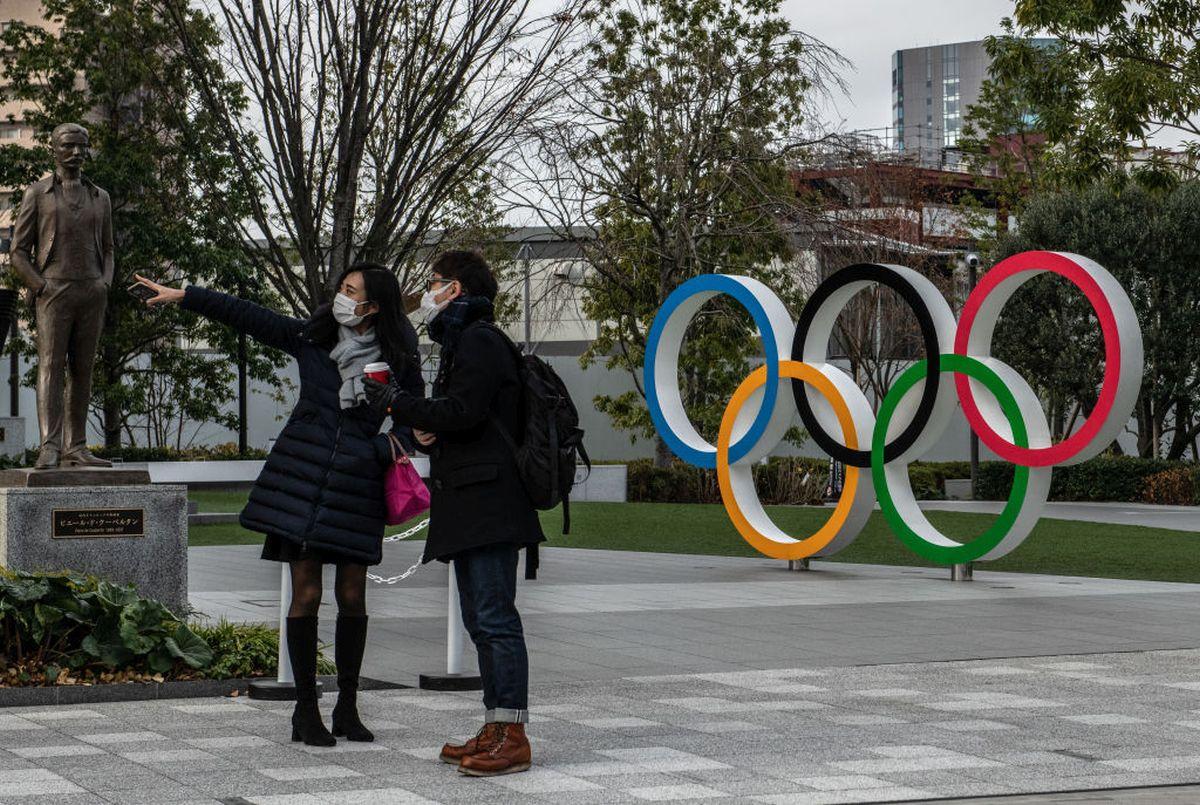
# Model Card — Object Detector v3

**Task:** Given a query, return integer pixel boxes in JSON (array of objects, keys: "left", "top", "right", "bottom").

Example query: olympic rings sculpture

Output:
[{"left": 644, "top": 251, "right": 1145, "bottom": 564}]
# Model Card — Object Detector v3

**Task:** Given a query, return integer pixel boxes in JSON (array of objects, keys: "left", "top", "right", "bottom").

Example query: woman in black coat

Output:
[
  {"left": 134, "top": 264, "right": 423, "bottom": 747},
  {"left": 364, "top": 250, "right": 543, "bottom": 776}
]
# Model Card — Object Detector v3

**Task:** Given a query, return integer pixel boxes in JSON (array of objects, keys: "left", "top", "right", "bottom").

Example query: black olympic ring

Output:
[{"left": 790, "top": 263, "right": 943, "bottom": 467}]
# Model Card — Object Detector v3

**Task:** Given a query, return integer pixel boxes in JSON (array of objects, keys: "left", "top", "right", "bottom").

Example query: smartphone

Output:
[{"left": 127, "top": 282, "right": 157, "bottom": 302}]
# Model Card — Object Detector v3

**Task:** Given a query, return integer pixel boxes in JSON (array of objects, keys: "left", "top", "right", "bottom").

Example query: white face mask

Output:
[
  {"left": 332, "top": 292, "right": 369, "bottom": 326},
  {"left": 419, "top": 282, "right": 456, "bottom": 322}
]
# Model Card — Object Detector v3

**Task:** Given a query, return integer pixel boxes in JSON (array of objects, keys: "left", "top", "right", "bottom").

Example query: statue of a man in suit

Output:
[{"left": 11, "top": 122, "right": 113, "bottom": 470}]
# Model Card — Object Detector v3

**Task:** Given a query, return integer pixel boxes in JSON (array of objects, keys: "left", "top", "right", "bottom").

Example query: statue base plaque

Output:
[{"left": 0, "top": 482, "right": 189, "bottom": 614}]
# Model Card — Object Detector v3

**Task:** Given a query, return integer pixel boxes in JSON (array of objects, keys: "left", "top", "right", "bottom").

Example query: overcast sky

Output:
[{"left": 779, "top": 0, "right": 1018, "bottom": 132}]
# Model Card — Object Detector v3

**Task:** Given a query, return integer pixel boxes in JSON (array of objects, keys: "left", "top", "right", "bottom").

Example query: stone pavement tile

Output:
[
  {"left": 120, "top": 748, "right": 230, "bottom": 767},
  {"left": 0, "top": 767, "right": 87, "bottom": 796},
  {"left": 183, "top": 735, "right": 274, "bottom": 750},
  {"left": 58, "top": 770, "right": 169, "bottom": 792},
  {"left": 599, "top": 747, "right": 733, "bottom": 773},
  {"left": 1062, "top": 714, "right": 1149, "bottom": 726},
  {"left": 91, "top": 785, "right": 215, "bottom": 804},
  {"left": 752, "top": 787, "right": 939, "bottom": 804},
  {"left": 625, "top": 783, "right": 730, "bottom": 800},
  {"left": 0, "top": 794, "right": 111, "bottom": 805},
  {"left": 829, "top": 752, "right": 1003, "bottom": 775},
  {"left": 314, "top": 788, "right": 440, "bottom": 804},
  {"left": 481, "top": 768, "right": 604, "bottom": 793},
  {"left": 682, "top": 720, "right": 762, "bottom": 734},
  {"left": 257, "top": 764, "right": 363, "bottom": 782},
  {"left": 570, "top": 717, "right": 663, "bottom": 729},
  {"left": 72, "top": 731, "right": 168, "bottom": 745},
  {"left": 8, "top": 744, "right": 107, "bottom": 759},
  {"left": 792, "top": 775, "right": 894, "bottom": 792},
  {"left": 929, "top": 718, "right": 1019, "bottom": 732},
  {"left": 0, "top": 716, "right": 48, "bottom": 732},
  {"left": 13, "top": 709, "right": 106, "bottom": 722},
  {"left": 246, "top": 796, "right": 328, "bottom": 805},
  {"left": 1102, "top": 755, "right": 1200, "bottom": 772}
]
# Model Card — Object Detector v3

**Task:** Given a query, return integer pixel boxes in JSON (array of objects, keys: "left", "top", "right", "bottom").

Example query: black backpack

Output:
[{"left": 479, "top": 324, "right": 590, "bottom": 576}]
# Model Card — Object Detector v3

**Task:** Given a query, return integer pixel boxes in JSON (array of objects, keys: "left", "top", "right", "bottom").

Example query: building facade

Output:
[
  {"left": 891, "top": 40, "right": 991, "bottom": 169},
  {"left": 0, "top": 0, "right": 55, "bottom": 238},
  {"left": 891, "top": 38, "right": 1056, "bottom": 171}
]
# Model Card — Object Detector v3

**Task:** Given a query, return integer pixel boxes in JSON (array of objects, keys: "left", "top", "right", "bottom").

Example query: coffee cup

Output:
[{"left": 364, "top": 362, "right": 391, "bottom": 384}]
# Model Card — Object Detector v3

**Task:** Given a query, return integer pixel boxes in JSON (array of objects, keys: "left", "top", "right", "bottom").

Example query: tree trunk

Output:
[
  {"left": 654, "top": 435, "right": 673, "bottom": 469},
  {"left": 102, "top": 347, "right": 122, "bottom": 450}
]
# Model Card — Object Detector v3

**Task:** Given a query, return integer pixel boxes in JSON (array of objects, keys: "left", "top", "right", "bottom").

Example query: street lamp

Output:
[
  {"left": 518, "top": 242, "right": 532, "bottom": 354},
  {"left": 965, "top": 251, "right": 980, "bottom": 498}
]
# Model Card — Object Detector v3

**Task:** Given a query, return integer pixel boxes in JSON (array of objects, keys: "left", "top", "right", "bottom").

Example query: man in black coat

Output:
[{"left": 365, "top": 250, "right": 541, "bottom": 777}]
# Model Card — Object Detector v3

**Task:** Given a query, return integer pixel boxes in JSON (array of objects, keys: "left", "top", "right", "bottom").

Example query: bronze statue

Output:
[{"left": 11, "top": 122, "right": 113, "bottom": 470}]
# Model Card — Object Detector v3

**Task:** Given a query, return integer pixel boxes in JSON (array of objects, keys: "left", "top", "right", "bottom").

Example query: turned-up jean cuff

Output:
[{"left": 486, "top": 708, "right": 529, "bottom": 724}]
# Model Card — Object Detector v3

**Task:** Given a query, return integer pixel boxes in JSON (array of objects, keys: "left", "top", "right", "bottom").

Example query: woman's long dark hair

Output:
[{"left": 304, "top": 263, "right": 419, "bottom": 376}]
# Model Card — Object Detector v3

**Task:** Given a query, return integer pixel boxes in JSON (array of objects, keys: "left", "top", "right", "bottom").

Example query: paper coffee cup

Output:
[{"left": 363, "top": 362, "right": 391, "bottom": 383}]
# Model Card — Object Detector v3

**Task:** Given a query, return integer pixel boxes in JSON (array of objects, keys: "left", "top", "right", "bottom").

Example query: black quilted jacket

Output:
[{"left": 181, "top": 286, "right": 424, "bottom": 564}]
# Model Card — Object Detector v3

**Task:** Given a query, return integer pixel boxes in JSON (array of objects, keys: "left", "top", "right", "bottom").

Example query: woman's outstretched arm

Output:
[{"left": 135, "top": 274, "right": 305, "bottom": 356}]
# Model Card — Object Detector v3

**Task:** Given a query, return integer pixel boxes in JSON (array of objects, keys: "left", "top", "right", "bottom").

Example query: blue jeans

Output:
[{"left": 453, "top": 543, "right": 528, "bottom": 723}]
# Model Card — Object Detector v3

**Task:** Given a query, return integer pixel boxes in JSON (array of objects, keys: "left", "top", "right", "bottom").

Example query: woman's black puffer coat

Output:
[{"left": 181, "top": 286, "right": 424, "bottom": 564}]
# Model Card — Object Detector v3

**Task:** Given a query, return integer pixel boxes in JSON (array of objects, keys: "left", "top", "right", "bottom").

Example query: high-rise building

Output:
[
  {"left": 891, "top": 38, "right": 1055, "bottom": 169},
  {"left": 891, "top": 40, "right": 990, "bottom": 167}
]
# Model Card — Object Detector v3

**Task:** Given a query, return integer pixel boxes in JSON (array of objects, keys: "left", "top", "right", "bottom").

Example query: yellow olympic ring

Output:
[{"left": 716, "top": 361, "right": 861, "bottom": 560}]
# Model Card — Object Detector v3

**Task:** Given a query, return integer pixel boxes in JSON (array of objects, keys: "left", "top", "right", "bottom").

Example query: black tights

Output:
[{"left": 287, "top": 559, "right": 368, "bottom": 617}]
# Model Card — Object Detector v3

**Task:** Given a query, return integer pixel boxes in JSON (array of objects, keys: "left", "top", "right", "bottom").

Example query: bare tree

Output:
[
  {"left": 797, "top": 158, "right": 963, "bottom": 410},
  {"left": 505, "top": 0, "right": 848, "bottom": 463},
  {"left": 161, "top": 0, "right": 590, "bottom": 313}
]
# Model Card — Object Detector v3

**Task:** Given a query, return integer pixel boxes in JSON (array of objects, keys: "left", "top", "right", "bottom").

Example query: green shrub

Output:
[
  {"left": 1, "top": 570, "right": 330, "bottom": 687},
  {"left": 0, "top": 443, "right": 269, "bottom": 470},
  {"left": 932, "top": 456, "right": 1197, "bottom": 503},
  {"left": 1, "top": 569, "right": 212, "bottom": 686},
  {"left": 190, "top": 619, "right": 335, "bottom": 680},
  {"left": 96, "top": 443, "right": 270, "bottom": 462},
  {"left": 628, "top": 457, "right": 828, "bottom": 505},
  {"left": 1140, "top": 466, "right": 1200, "bottom": 505}
]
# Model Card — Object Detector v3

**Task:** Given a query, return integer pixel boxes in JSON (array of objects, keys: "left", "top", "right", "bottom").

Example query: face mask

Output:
[
  {"left": 419, "top": 283, "right": 455, "bottom": 321},
  {"left": 332, "top": 292, "right": 368, "bottom": 326}
]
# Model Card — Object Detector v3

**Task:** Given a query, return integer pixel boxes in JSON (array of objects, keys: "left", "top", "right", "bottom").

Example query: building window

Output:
[
  {"left": 0, "top": 126, "right": 24, "bottom": 140},
  {"left": 942, "top": 44, "right": 960, "bottom": 148}
]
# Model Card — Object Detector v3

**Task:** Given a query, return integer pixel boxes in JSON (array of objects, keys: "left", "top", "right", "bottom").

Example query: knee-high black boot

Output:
[
  {"left": 287, "top": 616, "right": 336, "bottom": 747},
  {"left": 331, "top": 614, "right": 374, "bottom": 742}
]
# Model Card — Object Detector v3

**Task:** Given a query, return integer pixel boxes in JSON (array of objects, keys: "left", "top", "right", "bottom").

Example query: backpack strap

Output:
[
  {"left": 472, "top": 322, "right": 525, "bottom": 452},
  {"left": 525, "top": 542, "right": 539, "bottom": 580}
]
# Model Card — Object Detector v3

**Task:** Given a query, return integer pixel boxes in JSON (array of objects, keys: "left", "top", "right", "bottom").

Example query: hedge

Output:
[
  {"left": 627, "top": 456, "right": 1199, "bottom": 505},
  {"left": 970, "top": 455, "right": 1200, "bottom": 505},
  {"left": 628, "top": 457, "right": 971, "bottom": 504},
  {"left": 0, "top": 442, "right": 269, "bottom": 469}
]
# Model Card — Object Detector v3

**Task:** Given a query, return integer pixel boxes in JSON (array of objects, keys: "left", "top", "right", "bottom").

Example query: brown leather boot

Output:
[
  {"left": 439, "top": 723, "right": 500, "bottom": 765},
  {"left": 458, "top": 723, "right": 531, "bottom": 776}
]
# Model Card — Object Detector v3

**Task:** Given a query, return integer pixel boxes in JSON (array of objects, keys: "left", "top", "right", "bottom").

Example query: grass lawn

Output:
[{"left": 188, "top": 492, "right": 1200, "bottom": 583}]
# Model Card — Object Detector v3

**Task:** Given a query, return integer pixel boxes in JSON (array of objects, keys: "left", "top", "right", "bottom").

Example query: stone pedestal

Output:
[
  {"left": 0, "top": 482, "right": 189, "bottom": 614},
  {"left": 0, "top": 417, "right": 26, "bottom": 459}
]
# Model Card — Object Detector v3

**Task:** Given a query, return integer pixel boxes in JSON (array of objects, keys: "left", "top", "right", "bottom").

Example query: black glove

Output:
[{"left": 363, "top": 376, "right": 401, "bottom": 416}]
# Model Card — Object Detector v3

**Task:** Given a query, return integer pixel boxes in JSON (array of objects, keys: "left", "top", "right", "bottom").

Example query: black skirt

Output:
[{"left": 260, "top": 533, "right": 378, "bottom": 566}]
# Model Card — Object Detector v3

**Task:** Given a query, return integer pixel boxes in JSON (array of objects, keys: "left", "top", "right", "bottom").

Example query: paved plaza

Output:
[{"left": 4, "top": 542, "right": 1200, "bottom": 803}]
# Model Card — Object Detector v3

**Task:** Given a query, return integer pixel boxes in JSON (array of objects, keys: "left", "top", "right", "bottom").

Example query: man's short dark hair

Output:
[
  {"left": 430, "top": 250, "right": 498, "bottom": 301},
  {"left": 51, "top": 122, "right": 89, "bottom": 146}
]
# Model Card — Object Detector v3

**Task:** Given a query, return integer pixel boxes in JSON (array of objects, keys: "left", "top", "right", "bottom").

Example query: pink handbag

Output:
[{"left": 384, "top": 433, "right": 431, "bottom": 525}]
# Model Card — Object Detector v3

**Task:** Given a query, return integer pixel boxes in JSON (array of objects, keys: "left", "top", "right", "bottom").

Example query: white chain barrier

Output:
[{"left": 366, "top": 518, "right": 430, "bottom": 585}]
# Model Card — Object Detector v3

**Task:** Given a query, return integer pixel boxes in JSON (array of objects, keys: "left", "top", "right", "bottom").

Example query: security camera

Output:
[{"left": 965, "top": 252, "right": 980, "bottom": 268}]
